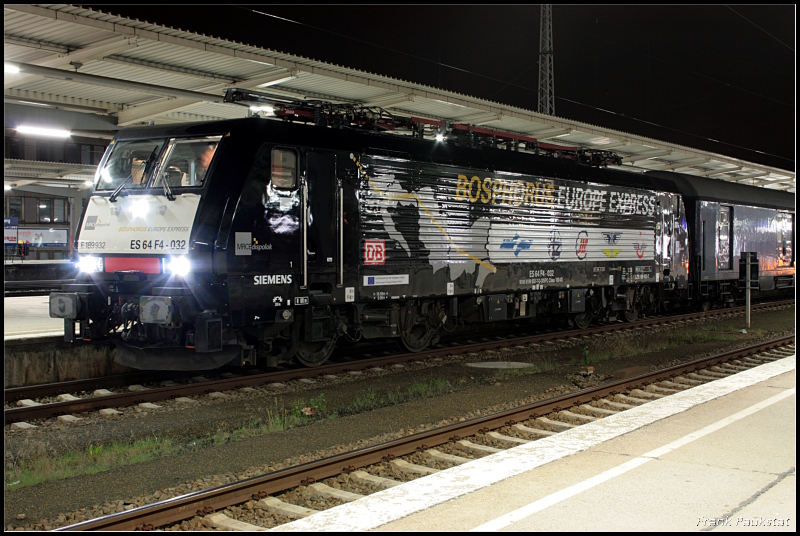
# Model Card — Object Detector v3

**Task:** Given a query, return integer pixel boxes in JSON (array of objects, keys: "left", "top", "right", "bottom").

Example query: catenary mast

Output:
[{"left": 538, "top": 4, "right": 555, "bottom": 115}]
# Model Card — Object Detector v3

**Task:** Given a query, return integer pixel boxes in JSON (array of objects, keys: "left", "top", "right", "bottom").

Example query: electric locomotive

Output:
[{"left": 49, "top": 96, "right": 795, "bottom": 370}]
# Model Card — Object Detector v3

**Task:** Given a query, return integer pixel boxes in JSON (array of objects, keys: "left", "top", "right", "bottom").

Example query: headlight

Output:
[
  {"left": 167, "top": 256, "right": 191, "bottom": 277},
  {"left": 78, "top": 256, "right": 104, "bottom": 273}
]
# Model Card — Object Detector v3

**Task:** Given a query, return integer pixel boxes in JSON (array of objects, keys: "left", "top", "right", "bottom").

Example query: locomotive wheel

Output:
[
  {"left": 623, "top": 306, "right": 640, "bottom": 322},
  {"left": 399, "top": 325, "right": 434, "bottom": 352},
  {"left": 295, "top": 338, "right": 336, "bottom": 367},
  {"left": 572, "top": 311, "right": 593, "bottom": 330}
]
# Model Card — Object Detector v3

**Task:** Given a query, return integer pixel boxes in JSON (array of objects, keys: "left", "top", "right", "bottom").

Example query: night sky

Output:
[{"left": 82, "top": 5, "right": 795, "bottom": 172}]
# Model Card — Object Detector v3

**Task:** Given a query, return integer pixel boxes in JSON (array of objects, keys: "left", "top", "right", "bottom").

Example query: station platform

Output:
[
  {"left": 4, "top": 295, "right": 64, "bottom": 340},
  {"left": 274, "top": 354, "right": 796, "bottom": 532}
]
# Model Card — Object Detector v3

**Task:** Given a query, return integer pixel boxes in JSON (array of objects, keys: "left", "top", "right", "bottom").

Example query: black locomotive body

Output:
[{"left": 49, "top": 116, "right": 795, "bottom": 370}]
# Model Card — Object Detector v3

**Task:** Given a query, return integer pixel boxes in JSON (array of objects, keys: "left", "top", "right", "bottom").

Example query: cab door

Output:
[
  {"left": 225, "top": 145, "right": 302, "bottom": 325},
  {"left": 304, "top": 151, "right": 339, "bottom": 293}
]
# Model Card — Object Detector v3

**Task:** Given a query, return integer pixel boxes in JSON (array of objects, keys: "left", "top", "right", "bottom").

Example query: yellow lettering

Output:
[
  {"left": 481, "top": 177, "right": 492, "bottom": 203},
  {"left": 524, "top": 184, "right": 534, "bottom": 206},
  {"left": 496, "top": 179, "right": 507, "bottom": 204},
  {"left": 468, "top": 176, "right": 481, "bottom": 203},
  {"left": 512, "top": 182, "right": 524, "bottom": 206},
  {"left": 456, "top": 174, "right": 469, "bottom": 201}
]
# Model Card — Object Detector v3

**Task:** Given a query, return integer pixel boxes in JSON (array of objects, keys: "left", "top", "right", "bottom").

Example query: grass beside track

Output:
[
  {"left": 0, "top": 319, "right": 776, "bottom": 491},
  {"left": 5, "top": 436, "right": 177, "bottom": 491},
  {"left": 4, "top": 377, "right": 457, "bottom": 491},
  {"left": 580, "top": 323, "right": 764, "bottom": 365}
]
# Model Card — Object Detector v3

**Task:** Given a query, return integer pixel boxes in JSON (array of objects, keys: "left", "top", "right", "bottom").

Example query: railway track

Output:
[
  {"left": 53, "top": 335, "right": 794, "bottom": 531},
  {"left": 5, "top": 298, "right": 793, "bottom": 426}
]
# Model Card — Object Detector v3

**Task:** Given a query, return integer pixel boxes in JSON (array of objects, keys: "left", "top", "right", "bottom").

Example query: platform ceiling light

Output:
[
  {"left": 4, "top": 63, "right": 20, "bottom": 74},
  {"left": 256, "top": 72, "right": 297, "bottom": 88},
  {"left": 4, "top": 184, "right": 11, "bottom": 191},
  {"left": 16, "top": 125, "right": 71, "bottom": 138}
]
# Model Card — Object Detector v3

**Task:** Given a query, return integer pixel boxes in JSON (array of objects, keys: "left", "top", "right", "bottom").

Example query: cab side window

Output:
[
  {"left": 717, "top": 206, "right": 732, "bottom": 270},
  {"left": 272, "top": 148, "right": 297, "bottom": 189}
]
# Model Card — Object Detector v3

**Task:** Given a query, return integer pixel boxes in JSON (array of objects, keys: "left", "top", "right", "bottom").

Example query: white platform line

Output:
[
  {"left": 273, "top": 355, "right": 795, "bottom": 532},
  {"left": 4, "top": 331, "right": 65, "bottom": 341},
  {"left": 472, "top": 387, "right": 796, "bottom": 531}
]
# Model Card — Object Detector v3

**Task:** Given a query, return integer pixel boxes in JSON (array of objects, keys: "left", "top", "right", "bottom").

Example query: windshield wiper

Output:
[
  {"left": 161, "top": 170, "right": 175, "bottom": 201},
  {"left": 110, "top": 146, "right": 158, "bottom": 203},
  {"left": 109, "top": 175, "right": 132, "bottom": 203}
]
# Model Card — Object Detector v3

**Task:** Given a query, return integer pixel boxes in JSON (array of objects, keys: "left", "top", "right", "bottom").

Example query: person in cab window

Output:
[
  {"left": 181, "top": 142, "right": 217, "bottom": 187},
  {"left": 131, "top": 157, "right": 147, "bottom": 185},
  {"left": 198, "top": 142, "right": 217, "bottom": 177}
]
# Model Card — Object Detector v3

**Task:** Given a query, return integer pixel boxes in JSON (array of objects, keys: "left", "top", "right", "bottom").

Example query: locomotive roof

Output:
[{"left": 114, "top": 117, "right": 795, "bottom": 212}]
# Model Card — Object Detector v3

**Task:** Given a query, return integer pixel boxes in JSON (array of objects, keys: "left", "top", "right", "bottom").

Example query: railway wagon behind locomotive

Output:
[
  {"left": 646, "top": 171, "right": 794, "bottom": 307},
  {"left": 50, "top": 107, "right": 794, "bottom": 370}
]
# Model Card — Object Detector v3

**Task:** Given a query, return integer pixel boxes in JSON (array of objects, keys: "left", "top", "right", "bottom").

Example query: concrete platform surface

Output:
[
  {"left": 4, "top": 295, "right": 65, "bottom": 339},
  {"left": 273, "top": 355, "right": 795, "bottom": 532}
]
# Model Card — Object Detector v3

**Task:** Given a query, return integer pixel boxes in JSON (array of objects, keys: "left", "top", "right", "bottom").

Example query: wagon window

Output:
[
  {"left": 272, "top": 148, "right": 297, "bottom": 189},
  {"left": 777, "top": 212, "right": 794, "bottom": 266},
  {"left": 718, "top": 206, "right": 732, "bottom": 270}
]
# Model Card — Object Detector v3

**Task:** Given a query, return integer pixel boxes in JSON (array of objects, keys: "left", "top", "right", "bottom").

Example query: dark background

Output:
[{"left": 82, "top": 5, "right": 795, "bottom": 171}]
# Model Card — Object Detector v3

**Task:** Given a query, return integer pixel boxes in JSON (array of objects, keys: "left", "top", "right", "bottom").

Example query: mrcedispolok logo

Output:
[
  {"left": 83, "top": 215, "right": 110, "bottom": 230},
  {"left": 235, "top": 232, "right": 273, "bottom": 256},
  {"left": 235, "top": 232, "right": 251, "bottom": 256}
]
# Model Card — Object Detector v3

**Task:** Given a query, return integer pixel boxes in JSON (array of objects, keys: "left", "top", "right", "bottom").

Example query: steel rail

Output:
[
  {"left": 58, "top": 335, "right": 794, "bottom": 531},
  {"left": 5, "top": 299, "right": 794, "bottom": 425}
]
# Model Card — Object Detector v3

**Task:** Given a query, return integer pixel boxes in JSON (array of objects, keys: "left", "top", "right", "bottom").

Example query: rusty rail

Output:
[{"left": 58, "top": 334, "right": 794, "bottom": 531}]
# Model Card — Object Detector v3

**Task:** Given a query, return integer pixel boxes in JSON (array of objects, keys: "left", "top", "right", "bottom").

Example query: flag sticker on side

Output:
[{"left": 363, "top": 275, "right": 409, "bottom": 286}]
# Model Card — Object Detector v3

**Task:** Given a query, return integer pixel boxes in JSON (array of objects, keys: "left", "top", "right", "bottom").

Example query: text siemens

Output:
[{"left": 254, "top": 275, "right": 293, "bottom": 285}]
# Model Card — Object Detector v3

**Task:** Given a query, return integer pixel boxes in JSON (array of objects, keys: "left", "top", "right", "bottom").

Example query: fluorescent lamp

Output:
[
  {"left": 257, "top": 75, "right": 295, "bottom": 88},
  {"left": 5, "top": 63, "right": 20, "bottom": 74},
  {"left": 16, "top": 126, "right": 71, "bottom": 138}
]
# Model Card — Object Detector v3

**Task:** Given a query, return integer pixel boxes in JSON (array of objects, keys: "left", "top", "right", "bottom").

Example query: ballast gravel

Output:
[{"left": 3, "top": 306, "right": 795, "bottom": 530}]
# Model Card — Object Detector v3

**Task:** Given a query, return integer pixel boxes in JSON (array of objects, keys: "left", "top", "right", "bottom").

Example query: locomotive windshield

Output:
[
  {"left": 154, "top": 136, "right": 222, "bottom": 189},
  {"left": 95, "top": 139, "right": 167, "bottom": 191},
  {"left": 95, "top": 135, "right": 221, "bottom": 191}
]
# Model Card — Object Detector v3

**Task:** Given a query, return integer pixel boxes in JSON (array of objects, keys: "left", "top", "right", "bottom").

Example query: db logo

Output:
[{"left": 364, "top": 240, "right": 386, "bottom": 265}]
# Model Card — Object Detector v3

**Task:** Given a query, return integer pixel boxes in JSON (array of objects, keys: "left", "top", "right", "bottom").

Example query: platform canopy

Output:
[{"left": 4, "top": 4, "right": 795, "bottom": 193}]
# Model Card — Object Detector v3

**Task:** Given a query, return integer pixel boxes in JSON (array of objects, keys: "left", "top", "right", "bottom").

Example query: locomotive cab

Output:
[
  {"left": 50, "top": 129, "right": 241, "bottom": 370},
  {"left": 51, "top": 120, "right": 349, "bottom": 370}
]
